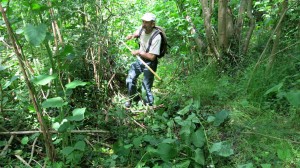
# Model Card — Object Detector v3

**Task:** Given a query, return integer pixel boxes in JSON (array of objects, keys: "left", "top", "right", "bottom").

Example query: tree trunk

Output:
[
  {"left": 226, "top": 8, "right": 234, "bottom": 41},
  {"left": 242, "top": 0, "right": 255, "bottom": 55},
  {"left": 0, "top": 4, "right": 56, "bottom": 162},
  {"left": 218, "top": 0, "right": 228, "bottom": 49},
  {"left": 200, "top": 0, "right": 221, "bottom": 60},
  {"left": 268, "top": 0, "right": 288, "bottom": 68},
  {"left": 235, "top": 0, "right": 247, "bottom": 48}
]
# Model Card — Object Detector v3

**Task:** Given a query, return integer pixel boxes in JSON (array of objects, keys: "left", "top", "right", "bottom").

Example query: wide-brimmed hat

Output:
[{"left": 141, "top": 13, "right": 156, "bottom": 22}]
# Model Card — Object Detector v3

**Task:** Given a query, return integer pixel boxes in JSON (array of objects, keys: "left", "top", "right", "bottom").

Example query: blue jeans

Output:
[{"left": 126, "top": 59, "right": 157, "bottom": 105}]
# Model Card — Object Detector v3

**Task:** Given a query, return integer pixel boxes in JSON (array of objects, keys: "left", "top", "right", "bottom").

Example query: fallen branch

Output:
[{"left": 0, "top": 129, "right": 109, "bottom": 135}]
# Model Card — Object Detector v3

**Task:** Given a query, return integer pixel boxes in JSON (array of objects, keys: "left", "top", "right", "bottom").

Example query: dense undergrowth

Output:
[{"left": 1, "top": 50, "right": 299, "bottom": 167}]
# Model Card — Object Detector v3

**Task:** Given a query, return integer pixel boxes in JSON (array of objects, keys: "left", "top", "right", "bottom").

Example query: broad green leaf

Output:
[
  {"left": 213, "top": 110, "right": 229, "bottom": 126},
  {"left": 177, "top": 104, "right": 190, "bottom": 115},
  {"left": 74, "top": 141, "right": 86, "bottom": 151},
  {"left": 133, "top": 136, "right": 143, "bottom": 148},
  {"left": 61, "top": 147, "right": 74, "bottom": 156},
  {"left": 0, "top": 141, "right": 6, "bottom": 147},
  {"left": 0, "top": 65, "right": 7, "bottom": 71},
  {"left": 264, "top": 83, "right": 283, "bottom": 95},
  {"left": 179, "top": 121, "right": 193, "bottom": 145},
  {"left": 194, "top": 148, "right": 205, "bottom": 165},
  {"left": 177, "top": 99, "right": 193, "bottom": 115},
  {"left": 52, "top": 122, "right": 60, "bottom": 131},
  {"left": 58, "top": 120, "right": 70, "bottom": 132},
  {"left": 143, "top": 135, "right": 158, "bottom": 145},
  {"left": 285, "top": 90, "right": 300, "bottom": 108},
  {"left": 21, "top": 136, "right": 29, "bottom": 145},
  {"left": 191, "top": 128, "right": 205, "bottom": 148},
  {"left": 162, "top": 138, "right": 176, "bottom": 144},
  {"left": 67, "top": 108, "right": 86, "bottom": 121},
  {"left": 31, "top": 74, "right": 57, "bottom": 85},
  {"left": 237, "top": 163, "right": 254, "bottom": 168},
  {"left": 210, "top": 141, "right": 234, "bottom": 157},
  {"left": 31, "top": 2, "right": 41, "bottom": 10},
  {"left": 3, "top": 75, "right": 19, "bottom": 89},
  {"left": 42, "top": 97, "right": 65, "bottom": 108},
  {"left": 24, "top": 24, "right": 47, "bottom": 46},
  {"left": 277, "top": 148, "right": 292, "bottom": 161},
  {"left": 174, "top": 160, "right": 190, "bottom": 168},
  {"left": 207, "top": 116, "right": 215, "bottom": 123},
  {"left": 157, "top": 143, "right": 177, "bottom": 162},
  {"left": 260, "top": 164, "right": 271, "bottom": 168},
  {"left": 187, "top": 113, "right": 200, "bottom": 123},
  {"left": 65, "top": 80, "right": 87, "bottom": 89}
]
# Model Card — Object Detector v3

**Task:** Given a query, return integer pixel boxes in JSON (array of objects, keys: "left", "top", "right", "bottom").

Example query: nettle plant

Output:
[
  {"left": 31, "top": 76, "right": 88, "bottom": 165},
  {"left": 111, "top": 98, "right": 233, "bottom": 167}
]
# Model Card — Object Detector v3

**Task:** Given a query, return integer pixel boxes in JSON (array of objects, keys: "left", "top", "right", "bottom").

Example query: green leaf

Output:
[
  {"left": 285, "top": 90, "right": 300, "bottom": 108},
  {"left": 157, "top": 143, "right": 177, "bottom": 162},
  {"left": 21, "top": 136, "right": 29, "bottom": 145},
  {"left": 52, "top": 122, "right": 60, "bottom": 131},
  {"left": 207, "top": 116, "right": 215, "bottom": 123},
  {"left": 74, "top": 141, "right": 86, "bottom": 151},
  {"left": 237, "top": 163, "right": 254, "bottom": 168},
  {"left": 191, "top": 128, "right": 205, "bottom": 148},
  {"left": 177, "top": 104, "right": 190, "bottom": 115},
  {"left": 264, "top": 82, "right": 283, "bottom": 95},
  {"left": 31, "top": 74, "right": 57, "bottom": 85},
  {"left": 174, "top": 160, "right": 190, "bottom": 168},
  {"left": 277, "top": 148, "right": 292, "bottom": 161},
  {"left": 67, "top": 108, "right": 86, "bottom": 121},
  {"left": 210, "top": 141, "right": 234, "bottom": 157},
  {"left": 65, "top": 80, "right": 87, "bottom": 89},
  {"left": 58, "top": 120, "right": 70, "bottom": 132},
  {"left": 194, "top": 148, "right": 205, "bottom": 165},
  {"left": 3, "top": 75, "right": 19, "bottom": 89},
  {"left": 42, "top": 97, "right": 65, "bottom": 108},
  {"left": 0, "top": 141, "right": 7, "bottom": 147},
  {"left": 260, "top": 164, "right": 271, "bottom": 168},
  {"left": 213, "top": 110, "right": 229, "bottom": 126},
  {"left": 133, "top": 136, "right": 143, "bottom": 148},
  {"left": 0, "top": 65, "right": 7, "bottom": 71},
  {"left": 24, "top": 24, "right": 47, "bottom": 46},
  {"left": 61, "top": 147, "right": 74, "bottom": 156}
]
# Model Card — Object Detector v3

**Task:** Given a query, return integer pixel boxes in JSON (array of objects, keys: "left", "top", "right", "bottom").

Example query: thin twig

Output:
[
  {"left": 28, "top": 137, "right": 38, "bottom": 165},
  {"left": 0, "top": 135, "right": 14, "bottom": 156},
  {"left": 125, "top": 113, "right": 147, "bottom": 130},
  {"left": 15, "top": 155, "right": 33, "bottom": 168},
  {"left": 84, "top": 138, "right": 95, "bottom": 150}
]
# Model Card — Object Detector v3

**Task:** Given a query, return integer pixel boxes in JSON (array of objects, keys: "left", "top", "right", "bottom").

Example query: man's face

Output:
[{"left": 142, "top": 20, "right": 154, "bottom": 32}]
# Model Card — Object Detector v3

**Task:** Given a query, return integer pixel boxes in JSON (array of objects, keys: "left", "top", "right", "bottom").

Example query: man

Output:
[{"left": 125, "top": 13, "right": 162, "bottom": 108}]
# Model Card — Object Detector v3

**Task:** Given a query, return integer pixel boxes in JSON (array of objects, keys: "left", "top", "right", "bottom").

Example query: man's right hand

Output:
[{"left": 126, "top": 34, "right": 134, "bottom": 40}]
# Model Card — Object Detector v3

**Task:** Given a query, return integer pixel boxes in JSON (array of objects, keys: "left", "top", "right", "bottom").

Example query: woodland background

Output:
[{"left": 0, "top": 0, "right": 300, "bottom": 167}]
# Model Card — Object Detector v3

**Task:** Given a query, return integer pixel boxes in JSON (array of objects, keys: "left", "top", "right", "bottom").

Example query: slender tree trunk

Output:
[
  {"left": 200, "top": 0, "right": 221, "bottom": 60},
  {"left": 242, "top": 0, "right": 255, "bottom": 55},
  {"left": 0, "top": 4, "right": 56, "bottom": 161},
  {"left": 218, "top": 0, "right": 228, "bottom": 49},
  {"left": 226, "top": 8, "right": 234, "bottom": 41},
  {"left": 235, "top": 0, "right": 247, "bottom": 48},
  {"left": 268, "top": 0, "right": 288, "bottom": 68}
]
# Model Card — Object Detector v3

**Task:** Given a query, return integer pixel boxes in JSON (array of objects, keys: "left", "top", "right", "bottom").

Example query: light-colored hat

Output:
[{"left": 141, "top": 13, "right": 156, "bottom": 21}]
